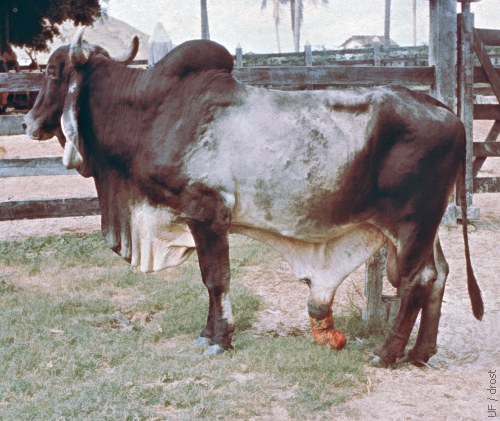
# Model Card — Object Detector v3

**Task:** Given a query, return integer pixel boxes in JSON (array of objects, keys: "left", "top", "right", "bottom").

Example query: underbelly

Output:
[{"left": 230, "top": 222, "right": 386, "bottom": 286}]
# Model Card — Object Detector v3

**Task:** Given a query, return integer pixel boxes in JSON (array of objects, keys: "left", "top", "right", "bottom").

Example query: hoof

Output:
[
  {"left": 194, "top": 337, "right": 211, "bottom": 348},
  {"left": 367, "top": 354, "right": 390, "bottom": 367},
  {"left": 369, "top": 347, "right": 401, "bottom": 366},
  {"left": 204, "top": 344, "right": 226, "bottom": 356},
  {"left": 405, "top": 348, "right": 433, "bottom": 367},
  {"left": 399, "top": 352, "right": 431, "bottom": 368},
  {"left": 367, "top": 354, "right": 382, "bottom": 365},
  {"left": 367, "top": 354, "right": 394, "bottom": 367}
]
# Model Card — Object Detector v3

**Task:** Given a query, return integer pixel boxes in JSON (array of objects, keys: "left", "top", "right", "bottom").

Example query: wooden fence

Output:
[{"left": 234, "top": 43, "right": 431, "bottom": 68}]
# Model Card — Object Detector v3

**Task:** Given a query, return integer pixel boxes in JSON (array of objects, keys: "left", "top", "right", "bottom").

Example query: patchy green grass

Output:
[{"left": 0, "top": 233, "right": 384, "bottom": 419}]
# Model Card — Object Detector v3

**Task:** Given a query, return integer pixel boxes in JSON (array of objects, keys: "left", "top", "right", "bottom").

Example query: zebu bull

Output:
[{"left": 23, "top": 29, "right": 483, "bottom": 365}]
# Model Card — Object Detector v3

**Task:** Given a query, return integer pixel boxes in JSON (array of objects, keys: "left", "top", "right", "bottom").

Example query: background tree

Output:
[
  {"left": 0, "top": 0, "right": 103, "bottom": 56},
  {"left": 262, "top": 0, "right": 328, "bottom": 53},
  {"left": 413, "top": 0, "right": 417, "bottom": 46},
  {"left": 384, "top": 0, "right": 391, "bottom": 49},
  {"left": 261, "top": 0, "right": 283, "bottom": 53},
  {"left": 201, "top": 0, "right": 210, "bottom": 40}
]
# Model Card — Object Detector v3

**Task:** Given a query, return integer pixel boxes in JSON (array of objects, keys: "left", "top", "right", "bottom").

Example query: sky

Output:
[{"left": 103, "top": 0, "right": 500, "bottom": 53}]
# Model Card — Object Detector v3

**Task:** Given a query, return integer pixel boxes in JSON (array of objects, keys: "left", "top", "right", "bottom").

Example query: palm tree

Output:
[
  {"left": 201, "top": 0, "right": 210, "bottom": 40},
  {"left": 291, "top": 0, "right": 302, "bottom": 53},
  {"left": 384, "top": 0, "right": 391, "bottom": 49},
  {"left": 262, "top": 0, "right": 328, "bottom": 53},
  {"left": 261, "top": 0, "right": 282, "bottom": 53},
  {"left": 413, "top": 0, "right": 417, "bottom": 46}
]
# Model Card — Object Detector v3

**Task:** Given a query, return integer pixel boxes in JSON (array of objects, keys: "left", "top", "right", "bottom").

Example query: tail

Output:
[{"left": 459, "top": 153, "right": 484, "bottom": 320}]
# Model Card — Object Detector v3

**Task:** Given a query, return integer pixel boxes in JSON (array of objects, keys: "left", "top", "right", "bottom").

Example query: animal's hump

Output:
[{"left": 160, "top": 39, "right": 234, "bottom": 77}]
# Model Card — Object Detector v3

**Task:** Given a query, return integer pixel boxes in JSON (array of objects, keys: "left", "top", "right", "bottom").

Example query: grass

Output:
[{"left": 0, "top": 233, "right": 386, "bottom": 419}]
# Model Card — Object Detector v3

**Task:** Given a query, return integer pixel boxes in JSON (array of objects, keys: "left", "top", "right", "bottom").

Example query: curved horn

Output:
[
  {"left": 69, "top": 27, "right": 90, "bottom": 67},
  {"left": 112, "top": 36, "right": 139, "bottom": 65}
]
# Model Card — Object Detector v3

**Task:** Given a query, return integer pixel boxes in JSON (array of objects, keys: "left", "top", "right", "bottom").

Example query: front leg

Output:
[{"left": 187, "top": 219, "right": 234, "bottom": 354}]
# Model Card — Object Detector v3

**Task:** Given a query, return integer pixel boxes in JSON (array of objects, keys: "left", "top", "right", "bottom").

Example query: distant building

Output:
[{"left": 340, "top": 36, "right": 398, "bottom": 49}]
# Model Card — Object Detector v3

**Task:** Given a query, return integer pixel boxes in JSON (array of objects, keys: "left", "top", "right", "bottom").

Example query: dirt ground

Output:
[{"left": 0, "top": 125, "right": 499, "bottom": 420}]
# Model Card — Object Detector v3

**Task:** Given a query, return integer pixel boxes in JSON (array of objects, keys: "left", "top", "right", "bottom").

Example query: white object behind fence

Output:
[{"left": 147, "top": 22, "right": 173, "bottom": 66}]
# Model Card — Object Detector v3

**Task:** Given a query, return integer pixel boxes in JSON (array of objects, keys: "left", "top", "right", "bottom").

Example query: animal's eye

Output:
[{"left": 46, "top": 65, "right": 57, "bottom": 79}]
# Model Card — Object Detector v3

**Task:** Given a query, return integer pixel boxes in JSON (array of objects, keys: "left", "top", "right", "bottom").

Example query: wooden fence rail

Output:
[
  {"left": 2, "top": 65, "right": 499, "bottom": 137},
  {"left": 0, "top": 197, "right": 100, "bottom": 221},
  {"left": 3, "top": 65, "right": 500, "bottom": 95},
  {"left": 0, "top": 157, "right": 76, "bottom": 177},
  {"left": 1, "top": 65, "right": 436, "bottom": 94}
]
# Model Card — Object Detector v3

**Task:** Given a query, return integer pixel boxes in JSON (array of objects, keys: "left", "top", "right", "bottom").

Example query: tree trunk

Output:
[
  {"left": 273, "top": 0, "right": 281, "bottom": 53},
  {"left": 0, "top": 0, "right": 9, "bottom": 55},
  {"left": 291, "top": 0, "right": 301, "bottom": 52},
  {"left": 384, "top": 0, "right": 391, "bottom": 50},
  {"left": 201, "top": 0, "right": 210, "bottom": 40},
  {"left": 413, "top": 0, "right": 417, "bottom": 46}
]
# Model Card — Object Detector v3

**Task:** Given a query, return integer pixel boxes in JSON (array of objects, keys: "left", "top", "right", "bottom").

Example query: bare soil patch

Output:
[{"left": 1, "top": 128, "right": 499, "bottom": 419}]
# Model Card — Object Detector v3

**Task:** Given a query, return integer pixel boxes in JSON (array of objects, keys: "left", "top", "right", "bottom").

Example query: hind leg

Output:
[
  {"left": 406, "top": 236, "right": 448, "bottom": 364},
  {"left": 374, "top": 223, "right": 438, "bottom": 364},
  {"left": 373, "top": 283, "right": 423, "bottom": 364}
]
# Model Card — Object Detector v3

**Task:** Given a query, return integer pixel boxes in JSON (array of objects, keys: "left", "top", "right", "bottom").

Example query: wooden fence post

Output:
[
  {"left": 457, "top": 1, "right": 480, "bottom": 218},
  {"left": 365, "top": 35, "right": 392, "bottom": 329},
  {"left": 429, "top": 0, "right": 460, "bottom": 225},
  {"left": 373, "top": 37, "right": 381, "bottom": 66},
  {"left": 236, "top": 43, "right": 243, "bottom": 68},
  {"left": 429, "top": 0, "right": 457, "bottom": 110},
  {"left": 364, "top": 249, "right": 385, "bottom": 331},
  {"left": 363, "top": 245, "right": 400, "bottom": 330},
  {"left": 305, "top": 42, "right": 313, "bottom": 67}
]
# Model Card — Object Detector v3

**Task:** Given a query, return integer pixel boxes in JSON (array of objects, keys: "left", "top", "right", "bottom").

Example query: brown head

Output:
[{"left": 23, "top": 28, "right": 139, "bottom": 168}]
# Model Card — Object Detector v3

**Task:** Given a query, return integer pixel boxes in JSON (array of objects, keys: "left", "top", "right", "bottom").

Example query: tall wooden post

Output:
[
  {"left": 428, "top": 0, "right": 459, "bottom": 225},
  {"left": 457, "top": 0, "right": 482, "bottom": 218},
  {"left": 304, "top": 42, "right": 312, "bottom": 66},
  {"left": 429, "top": 0, "right": 457, "bottom": 110},
  {"left": 235, "top": 43, "right": 243, "bottom": 68},
  {"left": 457, "top": 2, "right": 475, "bottom": 209},
  {"left": 373, "top": 37, "right": 381, "bottom": 66}
]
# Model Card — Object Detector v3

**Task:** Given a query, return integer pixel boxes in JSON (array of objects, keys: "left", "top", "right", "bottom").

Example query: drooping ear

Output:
[{"left": 61, "top": 72, "right": 84, "bottom": 169}]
